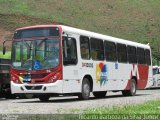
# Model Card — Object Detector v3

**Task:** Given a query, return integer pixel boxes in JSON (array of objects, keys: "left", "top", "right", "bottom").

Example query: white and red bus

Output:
[
  {"left": 4, "top": 25, "right": 153, "bottom": 101},
  {"left": 152, "top": 66, "right": 160, "bottom": 88}
]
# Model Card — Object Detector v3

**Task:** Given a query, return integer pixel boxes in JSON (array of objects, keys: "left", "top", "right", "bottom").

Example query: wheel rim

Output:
[
  {"left": 83, "top": 83, "right": 90, "bottom": 96},
  {"left": 132, "top": 81, "right": 136, "bottom": 93}
]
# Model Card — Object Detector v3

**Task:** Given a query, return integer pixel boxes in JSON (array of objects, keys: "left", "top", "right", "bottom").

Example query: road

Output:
[{"left": 0, "top": 89, "right": 160, "bottom": 114}]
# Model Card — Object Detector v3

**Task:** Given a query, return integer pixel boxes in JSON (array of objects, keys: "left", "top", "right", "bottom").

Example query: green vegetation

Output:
[
  {"left": 68, "top": 100, "right": 160, "bottom": 120},
  {"left": 83, "top": 100, "right": 160, "bottom": 114},
  {"left": 0, "top": 0, "right": 160, "bottom": 65},
  {"left": 0, "top": 51, "right": 11, "bottom": 59},
  {"left": 24, "top": 100, "right": 160, "bottom": 119}
]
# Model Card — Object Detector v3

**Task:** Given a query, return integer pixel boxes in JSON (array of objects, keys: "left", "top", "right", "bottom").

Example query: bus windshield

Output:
[{"left": 12, "top": 38, "right": 60, "bottom": 70}]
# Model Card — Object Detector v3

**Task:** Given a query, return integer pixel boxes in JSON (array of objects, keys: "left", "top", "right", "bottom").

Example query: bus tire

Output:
[
  {"left": 18, "top": 94, "right": 34, "bottom": 99},
  {"left": 93, "top": 91, "right": 107, "bottom": 98},
  {"left": 4, "top": 92, "right": 16, "bottom": 99},
  {"left": 38, "top": 94, "right": 50, "bottom": 102},
  {"left": 122, "top": 79, "right": 137, "bottom": 96},
  {"left": 78, "top": 78, "right": 91, "bottom": 100}
]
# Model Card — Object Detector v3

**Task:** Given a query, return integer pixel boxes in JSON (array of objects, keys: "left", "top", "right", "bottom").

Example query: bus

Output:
[
  {"left": 3, "top": 25, "right": 153, "bottom": 101},
  {"left": 152, "top": 66, "right": 160, "bottom": 88}
]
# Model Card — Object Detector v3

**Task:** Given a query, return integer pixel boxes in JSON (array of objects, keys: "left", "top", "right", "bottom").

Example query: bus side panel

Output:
[
  {"left": 125, "top": 64, "right": 153, "bottom": 90},
  {"left": 138, "top": 64, "right": 148, "bottom": 89},
  {"left": 62, "top": 66, "right": 81, "bottom": 93},
  {"left": 92, "top": 62, "right": 131, "bottom": 91},
  {"left": 145, "top": 65, "right": 154, "bottom": 88}
]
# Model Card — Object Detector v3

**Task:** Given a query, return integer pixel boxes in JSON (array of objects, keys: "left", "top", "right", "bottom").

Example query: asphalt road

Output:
[{"left": 0, "top": 89, "right": 160, "bottom": 114}]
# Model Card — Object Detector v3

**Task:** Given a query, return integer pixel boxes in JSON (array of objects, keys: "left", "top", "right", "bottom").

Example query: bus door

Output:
[{"left": 62, "top": 34, "right": 81, "bottom": 93}]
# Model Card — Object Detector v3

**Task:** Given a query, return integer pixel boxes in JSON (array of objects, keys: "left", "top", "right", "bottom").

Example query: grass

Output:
[
  {"left": 69, "top": 100, "right": 160, "bottom": 120},
  {"left": 82, "top": 100, "right": 160, "bottom": 114},
  {"left": 19, "top": 100, "right": 160, "bottom": 120}
]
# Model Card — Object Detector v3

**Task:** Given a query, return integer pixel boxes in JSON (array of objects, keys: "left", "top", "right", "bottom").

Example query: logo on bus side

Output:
[
  {"left": 96, "top": 63, "right": 108, "bottom": 86},
  {"left": 131, "top": 65, "right": 140, "bottom": 80}
]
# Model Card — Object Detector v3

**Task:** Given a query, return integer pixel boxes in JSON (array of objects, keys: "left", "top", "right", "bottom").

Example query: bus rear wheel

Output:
[
  {"left": 38, "top": 94, "right": 50, "bottom": 102},
  {"left": 78, "top": 78, "right": 91, "bottom": 100},
  {"left": 93, "top": 91, "right": 107, "bottom": 98},
  {"left": 122, "top": 79, "right": 137, "bottom": 96}
]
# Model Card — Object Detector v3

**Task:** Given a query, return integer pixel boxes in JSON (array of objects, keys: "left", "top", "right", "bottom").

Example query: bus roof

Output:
[
  {"left": 15, "top": 25, "right": 150, "bottom": 49},
  {"left": 15, "top": 25, "right": 59, "bottom": 31},
  {"left": 61, "top": 25, "right": 150, "bottom": 49}
]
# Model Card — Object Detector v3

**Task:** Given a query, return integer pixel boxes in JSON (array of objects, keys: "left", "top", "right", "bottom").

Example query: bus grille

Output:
[
  {"left": 31, "top": 74, "right": 48, "bottom": 79},
  {"left": 25, "top": 85, "right": 42, "bottom": 90}
]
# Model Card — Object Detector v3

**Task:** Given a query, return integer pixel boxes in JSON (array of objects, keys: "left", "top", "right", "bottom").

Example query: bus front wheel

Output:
[
  {"left": 78, "top": 78, "right": 91, "bottom": 100},
  {"left": 38, "top": 94, "right": 50, "bottom": 102},
  {"left": 122, "top": 79, "right": 137, "bottom": 96}
]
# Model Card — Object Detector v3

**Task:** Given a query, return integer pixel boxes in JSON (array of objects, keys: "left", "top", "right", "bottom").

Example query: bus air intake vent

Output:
[{"left": 25, "top": 85, "right": 42, "bottom": 90}]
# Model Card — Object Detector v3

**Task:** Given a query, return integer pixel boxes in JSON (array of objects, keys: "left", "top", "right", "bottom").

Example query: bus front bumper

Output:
[{"left": 11, "top": 81, "right": 63, "bottom": 94}]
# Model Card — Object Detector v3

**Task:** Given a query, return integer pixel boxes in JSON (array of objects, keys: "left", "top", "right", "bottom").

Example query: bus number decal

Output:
[
  {"left": 82, "top": 63, "right": 93, "bottom": 68},
  {"left": 96, "top": 62, "right": 108, "bottom": 86}
]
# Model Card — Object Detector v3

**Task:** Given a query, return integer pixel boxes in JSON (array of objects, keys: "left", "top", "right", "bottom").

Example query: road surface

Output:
[{"left": 0, "top": 89, "right": 160, "bottom": 114}]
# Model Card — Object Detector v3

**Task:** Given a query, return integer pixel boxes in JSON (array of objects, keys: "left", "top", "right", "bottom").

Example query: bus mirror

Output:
[{"left": 3, "top": 46, "right": 6, "bottom": 55}]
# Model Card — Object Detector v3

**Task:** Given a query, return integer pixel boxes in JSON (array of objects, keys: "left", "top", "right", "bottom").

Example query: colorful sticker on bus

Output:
[
  {"left": 19, "top": 73, "right": 31, "bottom": 83},
  {"left": 96, "top": 62, "right": 108, "bottom": 86}
]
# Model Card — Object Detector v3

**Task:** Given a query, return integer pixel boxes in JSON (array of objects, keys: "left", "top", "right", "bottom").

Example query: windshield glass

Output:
[{"left": 12, "top": 39, "right": 60, "bottom": 70}]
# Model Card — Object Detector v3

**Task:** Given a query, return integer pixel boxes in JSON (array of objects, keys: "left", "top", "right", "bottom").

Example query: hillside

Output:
[{"left": 0, "top": 0, "right": 160, "bottom": 64}]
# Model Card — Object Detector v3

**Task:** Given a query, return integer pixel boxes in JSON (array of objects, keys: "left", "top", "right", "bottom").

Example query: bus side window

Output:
[
  {"left": 80, "top": 36, "right": 90, "bottom": 59},
  {"left": 145, "top": 49, "right": 151, "bottom": 65},
  {"left": 62, "top": 36, "right": 77, "bottom": 65},
  {"left": 137, "top": 47, "right": 145, "bottom": 64},
  {"left": 90, "top": 38, "right": 104, "bottom": 60},
  {"left": 127, "top": 46, "right": 137, "bottom": 64},
  {"left": 104, "top": 41, "right": 117, "bottom": 62},
  {"left": 117, "top": 43, "right": 127, "bottom": 63}
]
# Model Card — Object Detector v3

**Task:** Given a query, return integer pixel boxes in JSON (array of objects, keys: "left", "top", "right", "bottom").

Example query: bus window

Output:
[
  {"left": 104, "top": 41, "right": 117, "bottom": 62},
  {"left": 137, "top": 47, "right": 145, "bottom": 64},
  {"left": 127, "top": 46, "right": 137, "bottom": 64},
  {"left": 90, "top": 38, "right": 104, "bottom": 60},
  {"left": 80, "top": 36, "right": 90, "bottom": 59},
  {"left": 145, "top": 49, "right": 151, "bottom": 65},
  {"left": 62, "top": 37, "right": 77, "bottom": 65},
  {"left": 117, "top": 43, "right": 127, "bottom": 63}
]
